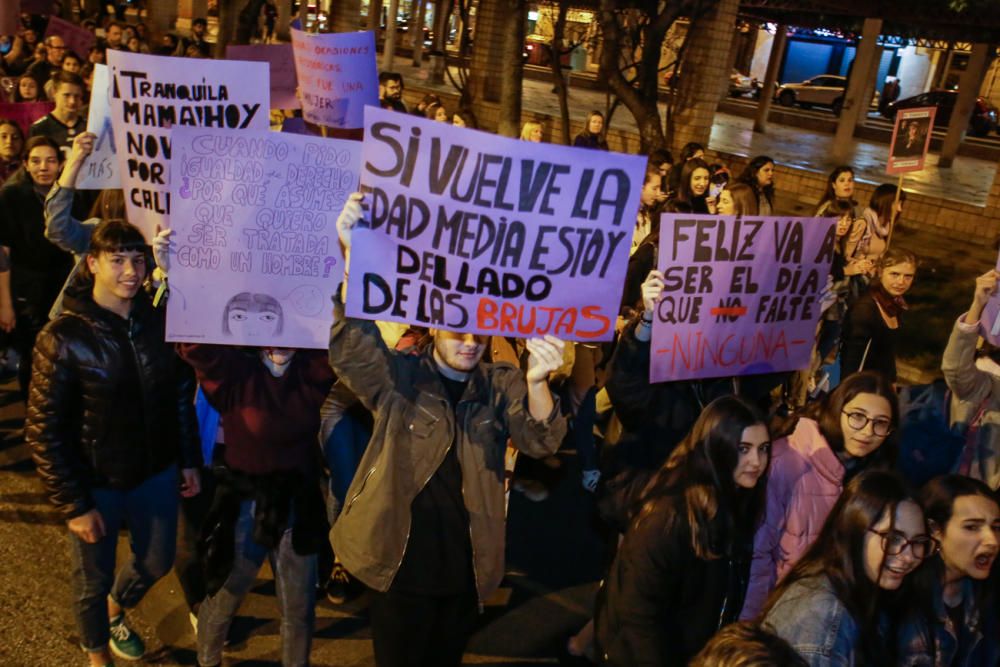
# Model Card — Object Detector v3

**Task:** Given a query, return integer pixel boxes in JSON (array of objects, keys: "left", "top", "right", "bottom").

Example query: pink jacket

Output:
[{"left": 739, "top": 418, "right": 845, "bottom": 620}]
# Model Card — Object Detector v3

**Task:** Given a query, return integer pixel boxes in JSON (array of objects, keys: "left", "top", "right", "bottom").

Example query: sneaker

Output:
[
  {"left": 513, "top": 479, "right": 549, "bottom": 502},
  {"left": 325, "top": 563, "right": 362, "bottom": 605},
  {"left": 581, "top": 469, "right": 601, "bottom": 493},
  {"left": 108, "top": 613, "right": 145, "bottom": 661}
]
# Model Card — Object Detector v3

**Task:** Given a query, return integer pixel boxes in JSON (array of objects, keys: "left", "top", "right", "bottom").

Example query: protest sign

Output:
[
  {"left": 107, "top": 50, "right": 270, "bottom": 239},
  {"left": 978, "top": 251, "right": 1000, "bottom": 346},
  {"left": 345, "top": 106, "right": 645, "bottom": 342},
  {"left": 887, "top": 106, "right": 936, "bottom": 175},
  {"left": 281, "top": 116, "right": 319, "bottom": 136},
  {"left": 649, "top": 214, "right": 836, "bottom": 383},
  {"left": 166, "top": 127, "right": 359, "bottom": 349},
  {"left": 0, "top": 101, "right": 54, "bottom": 135},
  {"left": 44, "top": 16, "right": 95, "bottom": 59},
  {"left": 290, "top": 27, "right": 378, "bottom": 129},
  {"left": 227, "top": 44, "right": 299, "bottom": 110},
  {"left": 76, "top": 64, "right": 118, "bottom": 189},
  {"left": 1, "top": 2, "right": 19, "bottom": 35}
]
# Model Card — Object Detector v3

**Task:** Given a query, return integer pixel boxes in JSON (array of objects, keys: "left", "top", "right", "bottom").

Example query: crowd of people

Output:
[{"left": 1, "top": 7, "right": 999, "bottom": 667}]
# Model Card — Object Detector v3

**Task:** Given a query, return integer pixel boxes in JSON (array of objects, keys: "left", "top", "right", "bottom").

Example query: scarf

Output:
[{"left": 870, "top": 282, "right": 908, "bottom": 319}]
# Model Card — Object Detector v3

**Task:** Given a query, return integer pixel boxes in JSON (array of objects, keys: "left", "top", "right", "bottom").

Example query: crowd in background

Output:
[{"left": 0, "top": 6, "right": 999, "bottom": 667}]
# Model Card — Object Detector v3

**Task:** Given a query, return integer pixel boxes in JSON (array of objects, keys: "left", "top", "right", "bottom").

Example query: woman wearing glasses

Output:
[
  {"left": 761, "top": 470, "right": 932, "bottom": 665},
  {"left": 741, "top": 371, "right": 899, "bottom": 619},
  {"left": 898, "top": 475, "right": 1000, "bottom": 666}
]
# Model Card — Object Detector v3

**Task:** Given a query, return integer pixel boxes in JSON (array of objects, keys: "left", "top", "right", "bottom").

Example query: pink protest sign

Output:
[
  {"left": 649, "top": 214, "right": 836, "bottom": 383},
  {"left": 290, "top": 27, "right": 378, "bottom": 129},
  {"left": 107, "top": 50, "right": 270, "bottom": 240},
  {"left": 0, "top": 101, "right": 54, "bottom": 135},
  {"left": 44, "top": 16, "right": 95, "bottom": 59},
  {"left": 887, "top": 106, "right": 936, "bottom": 175},
  {"left": 345, "top": 106, "right": 645, "bottom": 342},
  {"left": 166, "top": 127, "right": 360, "bottom": 349},
  {"left": 227, "top": 43, "right": 299, "bottom": 110}
]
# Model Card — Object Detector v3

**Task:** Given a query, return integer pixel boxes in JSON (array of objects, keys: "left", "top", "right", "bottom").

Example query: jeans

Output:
[
  {"left": 69, "top": 465, "right": 179, "bottom": 651},
  {"left": 197, "top": 499, "right": 317, "bottom": 667}
]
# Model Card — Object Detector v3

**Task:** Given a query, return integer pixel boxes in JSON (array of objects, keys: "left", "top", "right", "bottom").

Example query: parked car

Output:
[
  {"left": 729, "top": 69, "right": 761, "bottom": 98},
  {"left": 775, "top": 74, "right": 847, "bottom": 115},
  {"left": 882, "top": 90, "right": 999, "bottom": 137}
]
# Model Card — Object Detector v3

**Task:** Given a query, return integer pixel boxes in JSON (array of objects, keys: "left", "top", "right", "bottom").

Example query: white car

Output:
[{"left": 775, "top": 75, "right": 847, "bottom": 114}]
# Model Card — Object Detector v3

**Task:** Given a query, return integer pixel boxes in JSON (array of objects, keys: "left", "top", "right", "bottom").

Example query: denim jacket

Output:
[
  {"left": 762, "top": 575, "right": 859, "bottom": 667},
  {"left": 897, "top": 578, "right": 998, "bottom": 667}
]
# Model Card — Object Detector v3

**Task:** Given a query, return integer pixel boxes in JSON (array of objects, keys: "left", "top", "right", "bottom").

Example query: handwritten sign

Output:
[
  {"left": 0, "top": 101, "right": 54, "bottom": 136},
  {"left": 346, "top": 106, "right": 645, "bottom": 342},
  {"left": 887, "top": 106, "right": 936, "bottom": 175},
  {"left": 76, "top": 64, "right": 118, "bottom": 189},
  {"left": 44, "top": 16, "right": 95, "bottom": 59},
  {"left": 649, "top": 214, "right": 835, "bottom": 382},
  {"left": 166, "top": 127, "right": 359, "bottom": 349},
  {"left": 290, "top": 27, "right": 378, "bottom": 129},
  {"left": 227, "top": 44, "right": 299, "bottom": 110},
  {"left": 107, "top": 50, "right": 270, "bottom": 239}
]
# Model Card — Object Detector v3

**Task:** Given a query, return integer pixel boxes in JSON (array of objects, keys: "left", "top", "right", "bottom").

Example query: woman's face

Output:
[
  {"left": 717, "top": 189, "right": 735, "bottom": 215},
  {"left": 18, "top": 77, "right": 38, "bottom": 101},
  {"left": 127, "top": 36, "right": 140, "bottom": 52},
  {"left": 863, "top": 500, "right": 927, "bottom": 590},
  {"left": 836, "top": 214, "right": 853, "bottom": 238},
  {"left": 840, "top": 392, "right": 892, "bottom": 458},
  {"left": 26, "top": 145, "right": 60, "bottom": 186},
  {"left": 529, "top": 125, "right": 543, "bottom": 142},
  {"left": 0, "top": 124, "right": 23, "bottom": 161},
  {"left": 879, "top": 261, "right": 916, "bottom": 298},
  {"left": 641, "top": 174, "right": 663, "bottom": 207},
  {"left": 452, "top": 114, "right": 466, "bottom": 128},
  {"left": 588, "top": 114, "right": 603, "bottom": 134},
  {"left": 935, "top": 495, "right": 1000, "bottom": 581},
  {"left": 833, "top": 171, "right": 855, "bottom": 199},
  {"left": 732, "top": 424, "right": 770, "bottom": 489},
  {"left": 434, "top": 106, "right": 449, "bottom": 122},
  {"left": 756, "top": 162, "right": 775, "bottom": 187},
  {"left": 690, "top": 168, "right": 710, "bottom": 197}
]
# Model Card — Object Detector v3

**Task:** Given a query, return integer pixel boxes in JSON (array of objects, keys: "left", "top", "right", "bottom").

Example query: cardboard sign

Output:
[
  {"left": 345, "top": 106, "right": 645, "bottom": 342},
  {"left": 0, "top": 101, "right": 54, "bottom": 136},
  {"left": 649, "top": 214, "right": 836, "bottom": 383},
  {"left": 166, "top": 127, "right": 359, "bottom": 349},
  {"left": 227, "top": 44, "right": 299, "bottom": 110},
  {"left": 106, "top": 50, "right": 270, "bottom": 239},
  {"left": 76, "top": 64, "right": 118, "bottom": 189},
  {"left": 887, "top": 106, "right": 936, "bottom": 175},
  {"left": 290, "top": 27, "right": 378, "bottom": 129},
  {"left": 44, "top": 16, "right": 95, "bottom": 59},
  {"left": 0, "top": 2, "right": 20, "bottom": 35}
]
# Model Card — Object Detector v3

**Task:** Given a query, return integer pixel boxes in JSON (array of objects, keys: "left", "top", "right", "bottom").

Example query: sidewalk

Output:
[{"left": 394, "top": 62, "right": 998, "bottom": 208}]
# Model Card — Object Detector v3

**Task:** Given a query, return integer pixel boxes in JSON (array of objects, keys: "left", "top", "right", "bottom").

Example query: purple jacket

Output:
[{"left": 740, "top": 418, "right": 845, "bottom": 620}]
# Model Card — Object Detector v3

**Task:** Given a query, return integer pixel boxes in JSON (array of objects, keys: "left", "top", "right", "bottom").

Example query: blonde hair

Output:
[{"left": 520, "top": 121, "right": 543, "bottom": 141}]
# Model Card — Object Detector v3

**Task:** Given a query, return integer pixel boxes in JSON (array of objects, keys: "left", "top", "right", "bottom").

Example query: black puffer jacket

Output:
[{"left": 25, "top": 275, "right": 200, "bottom": 519}]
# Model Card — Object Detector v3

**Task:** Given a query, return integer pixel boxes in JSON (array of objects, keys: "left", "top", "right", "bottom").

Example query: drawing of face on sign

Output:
[{"left": 222, "top": 292, "right": 284, "bottom": 342}]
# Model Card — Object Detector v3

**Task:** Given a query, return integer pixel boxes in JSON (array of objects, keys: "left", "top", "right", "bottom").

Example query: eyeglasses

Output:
[
  {"left": 868, "top": 529, "right": 937, "bottom": 559},
  {"left": 842, "top": 410, "right": 893, "bottom": 437}
]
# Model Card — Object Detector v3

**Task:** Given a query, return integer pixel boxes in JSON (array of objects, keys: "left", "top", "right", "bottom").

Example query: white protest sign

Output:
[{"left": 77, "top": 64, "right": 119, "bottom": 190}]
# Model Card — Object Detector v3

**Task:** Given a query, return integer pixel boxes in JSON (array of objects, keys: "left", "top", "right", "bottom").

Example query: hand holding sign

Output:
[
  {"left": 336, "top": 192, "right": 365, "bottom": 251},
  {"left": 151, "top": 225, "right": 174, "bottom": 276},
  {"left": 60, "top": 131, "right": 96, "bottom": 186},
  {"left": 968, "top": 269, "right": 999, "bottom": 326},
  {"left": 525, "top": 335, "right": 567, "bottom": 384},
  {"left": 641, "top": 270, "right": 666, "bottom": 317}
]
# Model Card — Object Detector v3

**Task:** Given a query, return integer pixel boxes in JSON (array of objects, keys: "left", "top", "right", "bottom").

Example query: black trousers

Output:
[{"left": 367, "top": 586, "right": 479, "bottom": 667}]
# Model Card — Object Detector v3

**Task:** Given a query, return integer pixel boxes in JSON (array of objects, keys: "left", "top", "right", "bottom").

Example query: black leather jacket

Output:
[{"left": 25, "top": 276, "right": 200, "bottom": 519}]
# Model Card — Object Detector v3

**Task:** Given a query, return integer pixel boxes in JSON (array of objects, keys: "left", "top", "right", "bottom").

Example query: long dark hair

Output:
[
  {"left": 633, "top": 395, "right": 769, "bottom": 560},
  {"left": 762, "top": 470, "right": 924, "bottom": 664},
  {"left": 777, "top": 370, "right": 899, "bottom": 474},
  {"left": 868, "top": 183, "right": 906, "bottom": 226},
  {"left": 909, "top": 475, "right": 999, "bottom": 651},
  {"left": 738, "top": 155, "right": 775, "bottom": 208},
  {"left": 671, "top": 157, "right": 710, "bottom": 211},
  {"left": 820, "top": 165, "right": 857, "bottom": 210}
]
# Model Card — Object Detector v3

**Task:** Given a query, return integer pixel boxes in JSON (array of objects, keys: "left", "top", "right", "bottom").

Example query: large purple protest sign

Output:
[
  {"left": 977, "top": 252, "right": 1000, "bottom": 346},
  {"left": 227, "top": 44, "right": 299, "bottom": 110},
  {"left": 290, "top": 27, "right": 378, "bottom": 129},
  {"left": 649, "top": 214, "right": 836, "bottom": 383},
  {"left": 345, "top": 106, "right": 646, "bottom": 342},
  {"left": 166, "top": 127, "right": 360, "bottom": 349},
  {"left": 0, "top": 101, "right": 54, "bottom": 136},
  {"left": 44, "top": 16, "right": 95, "bottom": 59},
  {"left": 107, "top": 50, "right": 270, "bottom": 240}
]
